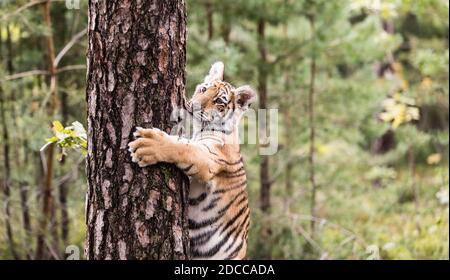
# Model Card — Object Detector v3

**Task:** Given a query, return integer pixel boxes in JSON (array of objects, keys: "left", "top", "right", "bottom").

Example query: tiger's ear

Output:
[
  {"left": 204, "top": 61, "right": 224, "bottom": 83},
  {"left": 235, "top": 85, "right": 257, "bottom": 111}
]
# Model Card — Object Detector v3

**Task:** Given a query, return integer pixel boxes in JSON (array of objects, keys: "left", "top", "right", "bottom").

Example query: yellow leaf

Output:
[
  {"left": 420, "top": 77, "right": 433, "bottom": 89},
  {"left": 400, "top": 79, "right": 409, "bottom": 91},
  {"left": 45, "top": 136, "right": 58, "bottom": 143},
  {"left": 427, "top": 153, "right": 441, "bottom": 165},
  {"left": 52, "top": 120, "right": 64, "bottom": 133},
  {"left": 392, "top": 62, "right": 403, "bottom": 73},
  {"left": 317, "top": 144, "right": 330, "bottom": 155}
]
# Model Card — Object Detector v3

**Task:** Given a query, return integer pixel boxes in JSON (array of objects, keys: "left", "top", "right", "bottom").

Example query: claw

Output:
[
  {"left": 131, "top": 153, "right": 139, "bottom": 163},
  {"left": 138, "top": 161, "right": 150, "bottom": 167},
  {"left": 134, "top": 127, "right": 144, "bottom": 137}
]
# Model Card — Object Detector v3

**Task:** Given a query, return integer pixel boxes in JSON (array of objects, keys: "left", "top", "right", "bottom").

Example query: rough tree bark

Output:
[{"left": 86, "top": 0, "right": 190, "bottom": 260}]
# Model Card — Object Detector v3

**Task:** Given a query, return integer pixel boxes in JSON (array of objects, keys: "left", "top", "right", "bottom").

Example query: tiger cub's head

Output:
[{"left": 189, "top": 62, "right": 257, "bottom": 134}]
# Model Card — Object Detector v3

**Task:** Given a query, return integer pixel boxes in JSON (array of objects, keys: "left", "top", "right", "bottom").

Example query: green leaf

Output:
[{"left": 45, "top": 136, "right": 59, "bottom": 143}]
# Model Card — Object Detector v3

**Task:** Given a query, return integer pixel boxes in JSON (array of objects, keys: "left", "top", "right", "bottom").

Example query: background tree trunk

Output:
[
  {"left": 307, "top": 15, "right": 318, "bottom": 238},
  {"left": 36, "top": 0, "right": 59, "bottom": 260},
  {"left": 0, "top": 85, "right": 18, "bottom": 260},
  {"left": 0, "top": 25, "right": 20, "bottom": 260},
  {"left": 205, "top": 0, "right": 214, "bottom": 40},
  {"left": 257, "top": 19, "right": 271, "bottom": 213},
  {"left": 85, "top": 0, "right": 190, "bottom": 260}
]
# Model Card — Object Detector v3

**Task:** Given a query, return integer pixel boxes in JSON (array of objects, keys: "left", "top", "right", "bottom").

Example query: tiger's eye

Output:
[{"left": 200, "top": 86, "right": 207, "bottom": 93}]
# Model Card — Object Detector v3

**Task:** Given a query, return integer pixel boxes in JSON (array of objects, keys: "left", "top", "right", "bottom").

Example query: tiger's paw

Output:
[
  {"left": 128, "top": 127, "right": 167, "bottom": 167},
  {"left": 132, "top": 127, "right": 165, "bottom": 139}
]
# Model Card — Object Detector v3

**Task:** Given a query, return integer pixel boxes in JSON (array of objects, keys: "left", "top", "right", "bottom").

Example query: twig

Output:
[
  {"left": 295, "top": 223, "right": 324, "bottom": 254},
  {"left": 54, "top": 28, "right": 87, "bottom": 67},
  {"left": 0, "top": 0, "right": 65, "bottom": 22},
  {"left": 44, "top": 239, "right": 61, "bottom": 260},
  {"left": 54, "top": 157, "right": 84, "bottom": 187},
  {"left": 1, "top": 70, "right": 49, "bottom": 82},
  {"left": 1, "top": 65, "right": 86, "bottom": 83},
  {"left": 57, "top": 64, "right": 86, "bottom": 73},
  {"left": 289, "top": 213, "right": 367, "bottom": 247}
]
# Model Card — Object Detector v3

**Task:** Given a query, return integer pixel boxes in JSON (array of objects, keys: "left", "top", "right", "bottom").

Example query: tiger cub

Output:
[{"left": 128, "top": 62, "right": 256, "bottom": 260}]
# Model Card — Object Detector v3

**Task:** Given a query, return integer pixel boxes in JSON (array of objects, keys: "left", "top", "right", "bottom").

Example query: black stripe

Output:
[
  {"left": 200, "top": 127, "right": 233, "bottom": 135},
  {"left": 202, "top": 146, "right": 243, "bottom": 167},
  {"left": 220, "top": 202, "right": 248, "bottom": 235},
  {"left": 202, "top": 196, "right": 221, "bottom": 211},
  {"left": 224, "top": 171, "right": 246, "bottom": 178},
  {"left": 225, "top": 239, "right": 244, "bottom": 260},
  {"left": 202, "top": 144, "right": 219, "bottom": 157},
  {"left": 189, "top": 193, "right": 207, "bottom": 206},
  {"left": 225, "top": 210, "right": 250, "bottom": 260},
  {"left": 225, "top": 166, "right": 244, "bottom": 173},
  {"left": 225, "top": 211, "right": 249, "bottom": 253},
  {"left": 189, "top": 215, "right": 222, "bottom": 230},
  {"left": 192, "top": 204, "right": 248, "bottom": 258},
  {"left": 182, "top": 164, "right": 194, "bottom": 173},
  {"left": 213, "top": 180, "right": 247, "bottom": 194},
  {"left": 215, "top": 157, "right": 243, "bottom": 166},
  {"left": 222, "top": 166, "right": 245, "bottom": 175},
  {"left": 233, "top": 194, "right": 247, "bottom": 207},
  {"left": 218, "top": 190, "right": 246, "bottom": 215},
  {"left": 190, "top": 223, "right": 222, "bottom": 247},
  {"left": 189, "top": 196, "right": 235, "bottom": 229}
]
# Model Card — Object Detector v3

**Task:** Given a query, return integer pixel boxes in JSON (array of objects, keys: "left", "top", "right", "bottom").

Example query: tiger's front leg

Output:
[{"left": 128, "top": 127, "right": 222, "bottom": 182}]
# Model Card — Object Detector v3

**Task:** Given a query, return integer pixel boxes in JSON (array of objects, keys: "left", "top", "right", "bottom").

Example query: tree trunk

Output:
[
  {"left": 0, "top": 86, "right": 19, "bottom": 260},
  {"left": 86, "top": 0, "right": 190, "bottom": 260},
  {"left": 257, "top": 19, "right": 271, "bottom": 213},
  {"left": 59, "top": 89, "right": 70, "bottom": 244},
  {"left": 307, "top": 15, "right": 318, "bottom": 238},
  {"left": 0, "top": 25, "right": 19, "bottom": 260},
  {"left": 205, "top": 0, "right": 214, "bottom": 40},
  {"left": 36, "top": 0, "right": 59, "bottom": 260},
  {"left": 54, "top": 3, "right": 71, "bottom": 246},
  {"left": 19, "top": 180, "right": 33, "bottom": 259}
]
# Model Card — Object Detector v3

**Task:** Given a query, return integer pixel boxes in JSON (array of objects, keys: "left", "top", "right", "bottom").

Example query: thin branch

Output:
[
  {"left": 290, "top": 214, "right": 367, "bottom": 247},
  {"left": 54, "top": 28, "right": 87, "bottom": 67},
  {"left": 270, "top": 38, "right": 311, "bottom": 65},
  {"left": 54, "top": 157, "right": 84, "bottom": 187},
  {"left": 1, "top": 65, "right": 86, "bottom": 83},
  {"left": 0, "top": 0, "right": 65, "bottom": 22},
  {"left": 1, "top": 70, "right": 49, "bottom": 82},
  {"left": 36, "top": 0, "right": 59, "bottom": 260},
  {"left": 270, "top": 22, "right": 327, "bottom": 66},
  {"left": 57, "top": 64, "right": 86, "bottom": 73}
]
